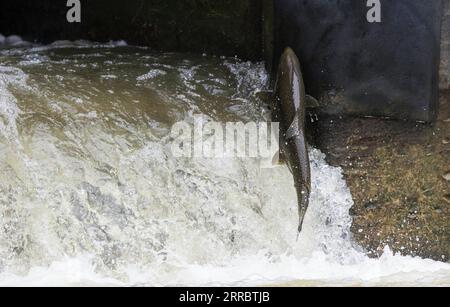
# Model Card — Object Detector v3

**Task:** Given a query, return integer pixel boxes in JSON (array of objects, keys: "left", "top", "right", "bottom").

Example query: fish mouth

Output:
[{"left": 297, "top": 184, "right": 310, "bottom": 233}]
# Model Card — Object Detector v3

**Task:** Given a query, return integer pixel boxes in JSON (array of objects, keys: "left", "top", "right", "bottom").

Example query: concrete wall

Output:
[
  {"left": 1, "top": 0, "right": 447, "bottom": 113},
  {"left": 274, "top": 0, "right": 442, "bottom": 121},
  {"left": 0, "top": 0, "right": 263, "bottom": 60},
  {"left": 440, "top": 0, "right": 450, "bottom": 90}
]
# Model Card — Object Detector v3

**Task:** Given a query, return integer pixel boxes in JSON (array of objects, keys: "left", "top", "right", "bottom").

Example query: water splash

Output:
[{"left": 0, "top": 41, "right": 449, "bottom": 286}]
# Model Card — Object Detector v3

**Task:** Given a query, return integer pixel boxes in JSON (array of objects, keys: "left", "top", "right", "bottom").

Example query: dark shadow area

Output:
[
  {"left": 0, "top": 0, "right": 263, "bottom": 60},
  {"left": 274, "top": 0, "right": 442, "bottom": 122}
]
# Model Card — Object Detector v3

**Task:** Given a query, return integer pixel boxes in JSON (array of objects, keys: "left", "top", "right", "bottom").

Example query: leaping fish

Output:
[{"left": 272, "top": 47, "right": 311, "bottom": 234}]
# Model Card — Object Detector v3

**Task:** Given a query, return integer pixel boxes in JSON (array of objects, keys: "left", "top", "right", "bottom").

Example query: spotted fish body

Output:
[{"left": 273, "top": 47, "right": 311, "bottom": 233}]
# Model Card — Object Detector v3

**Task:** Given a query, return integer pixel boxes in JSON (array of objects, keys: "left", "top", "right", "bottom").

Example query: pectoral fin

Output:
[
  {"left": 272, "top": 149, "right": 286, "bottom": 165},
  {"left": 286, "top": 114, "right": 301, "bottom": 140}
]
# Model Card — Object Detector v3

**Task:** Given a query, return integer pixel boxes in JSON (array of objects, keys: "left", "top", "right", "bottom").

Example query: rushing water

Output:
[{"left": 0, "top": 38, "right": 449, "bottom": 286}]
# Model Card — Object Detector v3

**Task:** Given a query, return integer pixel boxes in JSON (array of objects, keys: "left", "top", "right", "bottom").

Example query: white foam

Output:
[
  {"left": 224, "top": 61, "right": 269, "bottom": 98},
  {"left": 0, "top": 44, "right": 448, "bottom": 287},
  {"left": 101, "top": 74, "right": 118, "bottom": 80},
  {"left": 5, "top": 35, "right": 21, "bottom": 45},
  {"left": 0, "top": 256, "right": 122, "bottom": 287},
  {"left": 0, "top": 66, "right": 29, "bottom": 142},
  {"left": 0, "top": 250, "right": 445, "bottom": 287},
  {"left": 136, "top": 69, "right": 167, "bottom": 81},
  {"left": 27, "top": 40, "right": 128, "bottom": 53},
  {"left": 0, "top": 148, "right": 448, "bottom": 287},
  {"left": 109, "top": 40, "right": 128, "bottom": 47},
  {"left": 5, "top": 35, "right": 30, "bottom": 47}
]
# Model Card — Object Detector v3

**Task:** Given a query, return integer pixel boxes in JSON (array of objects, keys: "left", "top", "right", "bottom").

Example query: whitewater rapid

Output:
[{"left": 0, "top": 37, "right": 449, "bottom": 286}]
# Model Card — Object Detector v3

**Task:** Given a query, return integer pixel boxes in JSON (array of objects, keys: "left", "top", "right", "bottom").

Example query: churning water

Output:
[{"left": 0, "top": 39, "right": 449, "bottom": 286}]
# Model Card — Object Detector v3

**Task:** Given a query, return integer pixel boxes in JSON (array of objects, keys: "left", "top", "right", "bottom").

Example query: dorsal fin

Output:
[{"left": 305, "top": 94, "right": 320, "bottom": 108}]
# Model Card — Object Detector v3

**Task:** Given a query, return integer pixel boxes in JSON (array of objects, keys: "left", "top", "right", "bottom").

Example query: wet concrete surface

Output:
[{"left": 308, "top": 90, "right": 449, "bottom": 261}]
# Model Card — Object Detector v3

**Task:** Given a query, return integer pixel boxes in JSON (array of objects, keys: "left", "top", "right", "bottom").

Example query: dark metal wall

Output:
[{"left": 274, "top": 0, "right": 443, "bottom": 121}]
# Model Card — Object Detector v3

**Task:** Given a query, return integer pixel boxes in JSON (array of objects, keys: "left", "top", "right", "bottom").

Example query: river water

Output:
[{"left": 0, "top": 39, "right": 449, "bottom": 286}]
